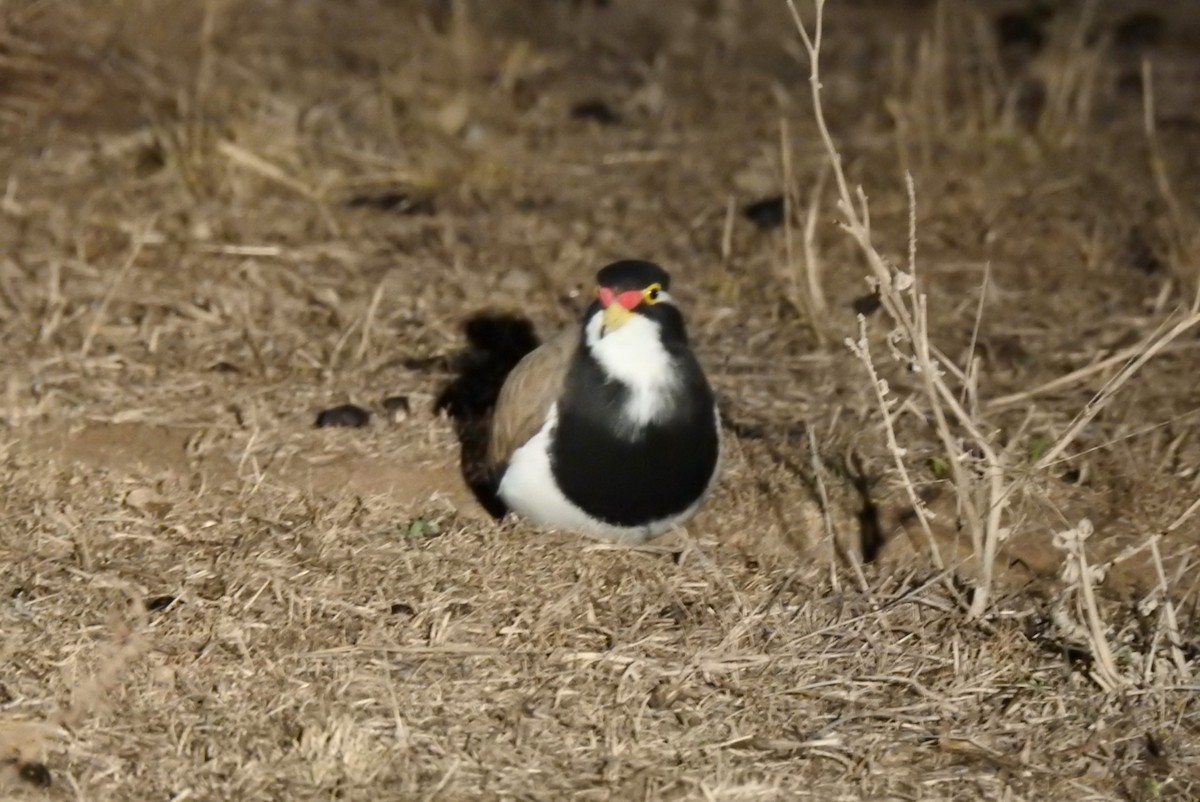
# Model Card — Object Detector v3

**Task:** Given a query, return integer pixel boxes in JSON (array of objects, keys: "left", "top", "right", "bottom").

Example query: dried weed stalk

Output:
[
  {"left": 1051, "top": 519, "right": 1123, "bottom": 690},
  {"left": 1146, "top": 537, "right": 1192, "bottom": 681},
  {"left": 787, "top": 0, "right": 1200, "bottom": 624},
  {"left": 787, "top": 0, "right": 1013, "bottom": 616},
  {"left": 1052, "top": 525, "right": 1193, "bottom": 690},
  {"left": 1033, "top": 308, "right": 1200, "bottom": 470}
]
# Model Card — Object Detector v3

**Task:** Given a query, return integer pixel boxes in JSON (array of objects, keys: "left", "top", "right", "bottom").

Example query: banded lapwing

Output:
[{"left": 486, "top": 260, "right": 720, "bottom": 541}]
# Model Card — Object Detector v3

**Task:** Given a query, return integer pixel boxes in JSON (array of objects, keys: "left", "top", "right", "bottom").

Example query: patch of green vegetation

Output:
[
  {"left": 927, "top": 456, "right": 951, "bottom": 479},
  {"left": 1028, "top": 434, "right": 1053, "bottom": 462},
  {"left": 404, "top": 517, "right": 440, "bottom": 539}
]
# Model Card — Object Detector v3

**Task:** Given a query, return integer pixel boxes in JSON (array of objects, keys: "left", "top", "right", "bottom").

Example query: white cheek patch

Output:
[{"left": 584, "top": 309, "right": 680, "bottom": 430}]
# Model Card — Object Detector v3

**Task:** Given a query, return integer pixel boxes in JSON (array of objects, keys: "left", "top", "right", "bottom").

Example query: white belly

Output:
[{"left": 497, "top": 405, "right": 707, "bottom": 543}]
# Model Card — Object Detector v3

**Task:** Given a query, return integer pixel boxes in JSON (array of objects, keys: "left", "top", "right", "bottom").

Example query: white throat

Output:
[{"left": 584, "top": 309, "right": 680, "bottom": 430}]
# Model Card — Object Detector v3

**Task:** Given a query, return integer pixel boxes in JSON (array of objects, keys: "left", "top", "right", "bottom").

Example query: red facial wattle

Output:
[{"left": 597, "top": 287, "right": 641, "bottom": 310}]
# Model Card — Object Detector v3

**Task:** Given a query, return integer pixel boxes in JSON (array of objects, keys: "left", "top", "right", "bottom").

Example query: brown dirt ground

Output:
[{"left": 1, "top": 0, "right": 1199, "bottom": 799}]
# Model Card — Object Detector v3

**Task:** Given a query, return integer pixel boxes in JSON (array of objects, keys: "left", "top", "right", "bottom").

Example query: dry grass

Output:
[{"left": 2, "top": 0, "right": 1200, "bottom": 799}]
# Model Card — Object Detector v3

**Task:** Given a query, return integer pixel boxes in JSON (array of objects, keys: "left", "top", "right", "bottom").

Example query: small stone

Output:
[
  {"left": 570, "top": 99, "right": 621, "bottom": 125},
  {"left": 743, "top": 196, "right": 785, "bottom": 229},
  {"left": 125, "top": 487, "right": 174, "bottom": 517},
  {"left": 497, "top": 268, "right": 536, "bottom": 294},
  {"left": 310, "top": 286, "right": 341, "bottom": 309},
  {"left": 145, "top": 595, "right": 181, "bottom": 613},
  {"left": 315, "top": 404, "right": 371, "bottom": 428},
  {"left": 658, "top": 603, "right": 690, "bottom": 626},
  {"left": 381, "top": 396, "right": 411, "bottom": 423},
  {"left": 19, "top": 762, "right": 51, "bottom": 788},
  {"left": 193, "top": 576, "right": 228, "bottom": 601},
  {"left": 851, "top": 292, "right": 882, "bottom": 316},
  {"left": 434, "top": 95, "right": 471, "bottom": 136},
  {"left": 345, "top": 192, "right": 435, "bottom": 215},
  {"left": 732, "top": 161, "right": 777, "bottom": 196},
  {"left": 629, "top": 81, "right": 666, "bottom": 117},
  {"left": 1125, "top": 227, "right": 1164, "bottom": 275},
  {"left": 982, "top": 335, "right": 1033, "bottom": 370}
]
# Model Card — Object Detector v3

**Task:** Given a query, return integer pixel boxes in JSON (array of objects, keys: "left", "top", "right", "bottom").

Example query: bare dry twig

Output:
[
  {"left": 1035, "top": 310, "right": 1200, "bottom": 470},
  {"left": 787, "top": 0, "right": 1010, "bottom": 615}
]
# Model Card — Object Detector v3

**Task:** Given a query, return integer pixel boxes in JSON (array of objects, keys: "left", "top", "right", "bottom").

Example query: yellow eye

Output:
[{"left": 643, "top": 283, "right": 663, "bottom": 304}]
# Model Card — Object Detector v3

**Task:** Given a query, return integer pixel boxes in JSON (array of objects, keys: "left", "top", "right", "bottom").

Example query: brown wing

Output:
[{"left": 486, "top": 325, "right": 579, "bottom": 470}]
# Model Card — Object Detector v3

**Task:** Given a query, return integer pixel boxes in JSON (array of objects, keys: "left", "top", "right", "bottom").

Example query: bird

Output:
[{"left": 485, "top": 259, "right": 721, "bottom": 542}]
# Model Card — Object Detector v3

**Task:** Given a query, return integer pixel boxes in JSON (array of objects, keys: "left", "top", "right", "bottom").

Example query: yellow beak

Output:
[{"left": 601, "top": 303, "right": 634, "bottom": 333}]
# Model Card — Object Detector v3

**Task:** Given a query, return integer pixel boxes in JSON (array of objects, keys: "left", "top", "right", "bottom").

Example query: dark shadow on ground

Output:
[
  {"left": 435, "top": 313, "right": 540, "bottom": 519},
  {"left": 724, "top": 407, "right": 886, "bottom": 564}
]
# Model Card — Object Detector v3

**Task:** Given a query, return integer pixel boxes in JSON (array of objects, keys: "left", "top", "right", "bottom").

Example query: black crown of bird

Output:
[{"left": 486, "top": 259, "right": 721, "bottom": 542}]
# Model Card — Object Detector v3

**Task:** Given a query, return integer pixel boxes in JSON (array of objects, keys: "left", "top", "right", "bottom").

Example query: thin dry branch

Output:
[
  {"left": 787, "top": 0, "right": 1009, "bottom": 615},
  {"left": 1053, "top": 520, "right": 1123, "bottom": 691},
  {"left": 1034, "top": 310, "right": 1200, "bottom": 469},
  {"left": 988, "top": 337, "right": 1191, "bottom": 409},
  {"left": 1149, "top": 538, "right": 1191, "bottom": 680},
  {"left": 845, "top": 317, "right": 944, "bottom": 572}
]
